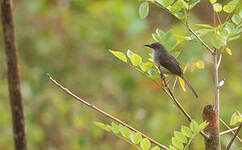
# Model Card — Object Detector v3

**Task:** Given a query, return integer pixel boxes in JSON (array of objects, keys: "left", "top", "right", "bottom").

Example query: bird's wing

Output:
[{"left": 159, "top": 52, "right": 183, "bottom": 76}]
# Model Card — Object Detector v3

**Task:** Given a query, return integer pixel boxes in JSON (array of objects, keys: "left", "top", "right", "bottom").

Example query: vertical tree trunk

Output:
[
  {"left": 1, "top": 0, "right": 27, "bottom": 150},
  {"left": 203, "top": 105, "right": 221, "bottom": 150}
]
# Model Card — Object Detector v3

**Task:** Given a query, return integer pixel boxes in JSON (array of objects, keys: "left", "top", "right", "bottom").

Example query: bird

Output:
[{"left": 144, "top": 42, "right": 198, "bottom": 98}]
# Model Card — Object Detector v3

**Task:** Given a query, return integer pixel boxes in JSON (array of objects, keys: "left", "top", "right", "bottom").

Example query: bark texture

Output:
[
  {"left": 203, "top": 105, "right": 221, "bottom": 150},
  {"left": 1, "top": 0, "right": 27, "bottom": 150}
]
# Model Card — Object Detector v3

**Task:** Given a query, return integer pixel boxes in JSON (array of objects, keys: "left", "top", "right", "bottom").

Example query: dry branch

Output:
[{"left": 47, "top": 74, "right": 169, "bottom": 150}]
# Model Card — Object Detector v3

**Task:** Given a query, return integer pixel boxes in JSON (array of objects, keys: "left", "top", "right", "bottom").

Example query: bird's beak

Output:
[{"left": 144, "top": 44, "right": 151, "bottom": 48}]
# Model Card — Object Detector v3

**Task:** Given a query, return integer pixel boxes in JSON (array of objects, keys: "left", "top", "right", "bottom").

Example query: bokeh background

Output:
[{"left": 0, "top": 0, "right": 241, "bottom": 149}]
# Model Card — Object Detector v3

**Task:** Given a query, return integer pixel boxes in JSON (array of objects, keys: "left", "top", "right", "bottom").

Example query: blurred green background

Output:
[{"left": 0, "top": 0, "right": 241, "bottom": 149}]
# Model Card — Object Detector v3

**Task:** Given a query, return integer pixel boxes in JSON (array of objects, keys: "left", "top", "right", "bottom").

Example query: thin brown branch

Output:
[
  {"left": 1, "top": 0, "right": 27, "bottom": 150},
  {"left": 187, "top": 25, "right": 214, "bottom": 55},
  {"left": 159, "top": 72, "right": 209, "bottom": 139},
  {"left": 220, "top": 118, "right": 242, "bottom": 143},
  {"left": 47, "top": 74, "right": 169, "bottom": 150},
  {"left": 130, "top": 63, "right": 209, "bottom": 138},
  {"left": 227, "top": 122, "right": 242, "bottom": 150},
  {"left": 220, "top": 127, "right": 239, "bottom": 136}
]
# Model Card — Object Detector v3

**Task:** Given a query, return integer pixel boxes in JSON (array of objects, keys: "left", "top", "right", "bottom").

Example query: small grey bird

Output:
[{"left": 145, "top": 42, "right": 198, "bottom": 98}]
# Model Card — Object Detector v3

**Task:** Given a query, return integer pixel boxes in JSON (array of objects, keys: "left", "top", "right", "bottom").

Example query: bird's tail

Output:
[{"left": 181, "top": 76, "right": 198, "bottom": 99}]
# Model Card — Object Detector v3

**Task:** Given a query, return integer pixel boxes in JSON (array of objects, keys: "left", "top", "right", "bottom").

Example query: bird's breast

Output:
[{"left": 152, "top": 51, "right": 171, "bottom": 74}]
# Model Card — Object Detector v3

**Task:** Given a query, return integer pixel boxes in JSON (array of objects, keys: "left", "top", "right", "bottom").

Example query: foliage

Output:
[
  {"left": 94, "top": 121, "right": 158, "bottom": 150},
  {"left": 169, "top": 120, "right": 208, "bottom": 150},
  {"left": 94, "top": 120, "right": 208, "bottom": 150},
  {"left": 230, "top": 111, "right": 242, "bottom": 126}
]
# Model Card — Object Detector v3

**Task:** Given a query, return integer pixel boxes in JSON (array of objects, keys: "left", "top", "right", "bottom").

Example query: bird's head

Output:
[{"left": 144, "top": 42, "right": 165, "bottom": 51}]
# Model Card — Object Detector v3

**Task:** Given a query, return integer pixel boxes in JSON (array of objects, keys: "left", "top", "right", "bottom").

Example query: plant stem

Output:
[
  {"left": 213, "top": 51, "right": 220, "bottom": 114},
  {"left": 226, "top": 122, "right": 242, "bottom": 150},
  {"left": 220, "top": 118, "right": 242, "bottom": 143},
  {"left": 184, "top": 138, "right": 192, "bottom": 150},
  {"left": 220, "top": 127, "right": 239, "bottom": 136},
  {"left": 159, "top": 72, "right": 209, "bottom": 139},
  {"left": 186, "top": 25, "right": 214, "bottom": 54}
]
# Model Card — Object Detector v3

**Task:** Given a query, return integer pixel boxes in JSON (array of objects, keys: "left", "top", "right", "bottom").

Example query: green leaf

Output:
[
  {"left": 161, "top": 30, "right": 178, "bottom": 50},
  {"left": 170, "top": 0, "right": 188, "bottom": 14},
  {"left": 156, "top": 28, "right": 165, "bottom": 37},
  {"left": 181, "top": 126, "right": 193, "bottom": 137},
  {"left": 234, "top": 28, "right": 242, "bottom": 35},
  {"left": 109, "top": 49, "right": 127, "bottom": 63},
  {"left": 228, "top": 34, "right": 240, "bottom": 41},
  {"left": 151, "top": 146, "right": 160, "bottom": 150},
  {"left": 223, "top": 0, "right": 239, "bottom": 13},
  {"left": 239, "top": 10, "right": 242, "bottom": 18},
  {"left": 174, "top": 11, "right": 185, "bottom": 20},
  {"left": 131, "top": 132, "right": 142, "bottom": 144},
  {"left": 169, "top": 145, "right": 177, "bottom": 150},
  {"left": 139, "top": 2, "right": 149, "bottom": 19},
  {"left": 126, "top": 49, "right": 134, "bottom": 58},
  {"left": 130, "top": 53, "right": 142, "bottom": 66},
  {"left": 148, "top": 68, "right": 159, "bottom": 79},
  {"left": 174, "top": 131, "right": 187, "bottom": 143},
  {"left": 152, "top": 33, "right": 161, "bottom": 42},
  {"left": 94, "top": 122, "right": 111, "bottom": 132},
  {"left": 195, "top": 24, "right": 214, "bottom": 29},
  {"left": 211, "top": 33, "right": 223, "bottom": 49},
  {"left": 140, "top": 62, "right": 153, "bottom": 72},
  {"left": 140, "top": 138, "right": 151, "bottom": 150},
  {"left": 230, "top": 112, "right": 242, "bottom": 126},
  {"left": 120, "top": 126, "right": 131, "bottom": 139},
  {"left": 223, "top": 5, "right": 235, "bottom": 13},
  {"left": 167, "top": 39, "right": 178, "bottom": 51},
  {"left": 232, "top": 14, "right": 241, "bottom": 25},
  {"left": 111, "top": 122, "right": 120, "bottom": 134},
  {"left": 210, "top": 0, "right": 217, "bottom": 4},
  {"left": 199, "top": 121, "right": 209, "bottom": 130},
  {"left": 190, "top": 120, "right": 200, "bottom": 134},
  {"left": 224, "top": 22, "right": 235, "bottom": 34},
  {"left": 157, "top": 0, "right": 175, "bottom": 7},
  {"left": 213, "top": 3, "right": 222, "bottom": 12},
  {"left": 172, "top": 137, "right": 184, "bottom": 149},
  {"left": 195, "top": 28, "right": 213, "bottom": 37},
  {"left": 188, "top": 0, "right": 200, "bottom": 9},
  {"left": 162, "top": 30, "right": 173, "bottom": 41}
]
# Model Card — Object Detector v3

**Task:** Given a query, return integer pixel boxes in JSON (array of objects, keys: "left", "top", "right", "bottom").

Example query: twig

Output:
[
  {"left": 172, "top": 77, "right": 178, "bottom": 92},
  {"left": 159, "top": 71, "right": 209, "bottom": 139},
  {"left": 220, "top": 118, "right": 242, "bottom": 143},
  {"left": 47, "top": 74, "right": 169, "bottom": 150},
  {"left": 186, "top": 25, "right": 214, "bottom": 55},
  {"left": 216, "top": 12, "right": 222, "bottom": 25},
  {"left": 216, "top": 54, "right": 222, "bottom": 70},
  {"left": 227, "top": 122, "right": 242, "bottom": 150},
  {"left": 220, "top": 127, "right": 239, "bottom": 136},
  {"left": 213, "top": 50, "right": 220, "bottom": 114}
]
